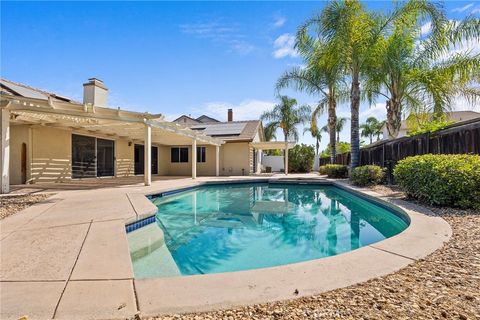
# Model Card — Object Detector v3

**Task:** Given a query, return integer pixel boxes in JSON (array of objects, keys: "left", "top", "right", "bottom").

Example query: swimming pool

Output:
[{"left": 127, "top": 182, "right": 409, "bottom": 278}]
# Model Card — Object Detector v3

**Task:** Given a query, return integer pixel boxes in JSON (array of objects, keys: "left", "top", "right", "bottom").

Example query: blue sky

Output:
[{"left": 1, "top": 1, "right": 479, "bottom": 150}]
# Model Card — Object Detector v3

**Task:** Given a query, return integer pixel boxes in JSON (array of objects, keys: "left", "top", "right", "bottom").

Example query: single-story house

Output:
[{"left": 0, "top": 78, "right": 293, "bottom": 193}]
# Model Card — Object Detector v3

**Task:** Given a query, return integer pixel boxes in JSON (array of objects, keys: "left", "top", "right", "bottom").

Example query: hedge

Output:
[
  {"left": 393, "top": 154, "right": 480, "bottom": 209},
  {"left": 351, "top": 165, "right": 385, "bottom": 186},
  {"left": 322, "top": 164, "right": 348, "bottom": 178}
]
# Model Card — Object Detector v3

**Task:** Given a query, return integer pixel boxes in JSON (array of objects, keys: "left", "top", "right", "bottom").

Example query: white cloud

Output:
[
  {"left": 420, "top": 21, "right": 431, "bottom": 36},
  {"left": 197, "top": 99, "right": 276, "bottom": 121},
  {"left": 273, "top": 33, "right": 299, "bottom": 59},
  {"left": 451, "top": 3, "right": 474, "bottom": 13},
  {"left": 273, "top": 16, "right": 286, "bottom": 28},
  {"left": 360, "top": 103, "right": 387, "bottom": 122},
  {"left": 179, "top": 21, "right": 256, "bottom": 55},
  {"left": 472, "top": 7, "right": 480, "bottom": 14}
]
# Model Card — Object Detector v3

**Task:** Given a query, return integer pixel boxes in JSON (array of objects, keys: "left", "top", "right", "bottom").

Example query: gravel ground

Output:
[
  {"left": 146, "top": 186, "right": 480, "bottom": 320},
  {"left": 0, "top": 193, "right": 52, "bottom": 220}
]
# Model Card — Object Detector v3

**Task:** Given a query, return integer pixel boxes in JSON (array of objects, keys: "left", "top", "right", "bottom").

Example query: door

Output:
[
  {"left": 134, "top": 144, "right": 144, "bottom": 175},
  {"left": 72, "top": 134, "right": 96, "bottom": 178},
  {"left": 97, "top": 138, "right": 115, "bottom": 177},
  {"left": 152, "top": 146, "right": 158, "bottom": 174},
  {"left": 134, "top": 144, "right": 158, "bottom": 175}
]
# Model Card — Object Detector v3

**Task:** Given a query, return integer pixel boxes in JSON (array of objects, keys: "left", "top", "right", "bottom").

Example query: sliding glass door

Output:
[
  {"left": 72, "top": 134, "right": 115, "bottom": 178},
  {"left": 97, "top": 138, "right": 115, "bottom": 177},
  {"left": 134, "top": 144, "right": 158, "bottom": 175},
  {"left": 72, "top": 135, "right": 96, "bottom": 178}
]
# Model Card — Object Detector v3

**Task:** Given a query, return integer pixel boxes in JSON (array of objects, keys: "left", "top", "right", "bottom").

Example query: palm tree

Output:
[
  {"left": 263, "top": 122, "right": 277, "bottom": 141},
  {"left": 360, "top": 117, "right": 382, "bottom": 144},
  {"left": 303, "top": 126, "right": 322, "bottom": 158},
  {"left": 261, "top": 96, "right": 310, "bottom": 174},
  {"left": 335, "top": 117, "right": 348, "bottom": 144},
  {"left": 365, "top": 2, "right": 480, "bottom": 138},
  {"left": 301, "top": 0, "right": 383, "bottom": 168},
  {"left": 277, "top": 21, "right": 345, "bottom": 165}
]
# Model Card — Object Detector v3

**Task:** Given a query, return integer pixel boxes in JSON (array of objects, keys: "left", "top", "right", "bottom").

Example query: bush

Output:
[
  {"left": 324, "top": 164, "right": 348, "bottom": 178},
  {"left": 351, "top": 165, "right": 385, "bottom": 186},
  {"left": 288, "top": 144, "right": 315, "bottom": 173},
  {"left": 319, "top": 165, "right": 328, "bottom": 175},
  {"left": 393, "top": 154, "right": 480, "bottom": 209}
]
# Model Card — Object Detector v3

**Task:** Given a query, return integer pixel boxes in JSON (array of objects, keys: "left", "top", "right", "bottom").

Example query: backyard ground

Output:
[
  {"left": 148, "top": 185, "right": 480, "bottom": 320},
  {"left": 0, "top": 193, "right": 51, "bottom": 220}
]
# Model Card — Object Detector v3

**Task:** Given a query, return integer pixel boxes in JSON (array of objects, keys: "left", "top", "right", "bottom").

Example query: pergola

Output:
[
  {"left": 0, "top": 95, "right": 224, "bottom": 193},
  {"left": 250, "top": 141, "right": 295, "bottom": 175}
]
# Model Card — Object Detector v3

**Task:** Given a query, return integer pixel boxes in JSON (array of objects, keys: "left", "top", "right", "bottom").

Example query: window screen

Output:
[
  {"left": 197, "top": 146, "right": 206, "bottom": 163},
  {"left": 171, "top": 147, "right": 189, "bottom": 163}
]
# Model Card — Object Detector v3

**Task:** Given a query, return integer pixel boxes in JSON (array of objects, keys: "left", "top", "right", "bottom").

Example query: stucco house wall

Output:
[
  {"left": 220, "top": 142, "right": 251, "bottom": 176},
  {"left": 9, "top": 128, "right": 256, "bottom": 184},
  {"left": 9, "top": 125, "right": 29, "bottom": 185}
]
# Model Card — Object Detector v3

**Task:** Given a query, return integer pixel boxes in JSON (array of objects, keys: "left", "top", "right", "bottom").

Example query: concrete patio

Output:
[{"left": 0, "top": 175, "right": 451, "bottom": 319}]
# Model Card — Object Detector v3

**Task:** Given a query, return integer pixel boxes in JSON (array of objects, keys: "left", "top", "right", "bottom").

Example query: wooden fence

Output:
[{"left": 319, "top": 118, "right": 480, "bottom": 183}]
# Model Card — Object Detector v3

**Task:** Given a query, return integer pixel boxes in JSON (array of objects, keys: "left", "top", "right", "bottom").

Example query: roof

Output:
[
  {"left": 189, "top": 120, "right": 262, "bottom": 142},
  {"left": 196, "top": 115, "right": 220, "bottom": 123},
  {"left": 0, "top": 78, "right": 79, "bottom": 104},
  {"left": 172, "top": 114, "right": 202, "bottom": 124}
]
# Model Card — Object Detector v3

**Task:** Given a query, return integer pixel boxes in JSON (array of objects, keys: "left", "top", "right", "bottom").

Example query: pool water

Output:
[{"left": 128, "top": 183, "right": 408, "bottom": 278}]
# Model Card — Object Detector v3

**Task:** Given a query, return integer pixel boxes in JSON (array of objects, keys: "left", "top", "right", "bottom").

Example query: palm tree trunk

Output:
[
  {"left": 350, "top": 71, "right": 361, "bottom": 169},
  {"left": 328, "top": 94, "right": 337, "bottom": 164},
  {"left": 386, "top": 94, "right": 402, "bottom": 139},
  {"left": 284, "top": 138, "right": 289, "bottom": 175}
]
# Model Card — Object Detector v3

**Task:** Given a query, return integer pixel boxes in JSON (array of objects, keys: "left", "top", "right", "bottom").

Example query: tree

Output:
[
  {"left": 360, "top": 117, "right": 382, "bottom": 144},
  {"left": 302, "top": 0, "right": 383, "bottom": 168},
  {"left": 261, "top": 96, "right": 311, "bottom": 174},
  {"left": 365, "top": 2, "right": 480, "bottom": 138},
  {"left": 303, "top": 126, "right": 322, "bottom": 158},
  {"left": 335, "top": 117, "right": 348, "bottom": 144},
  {"left": 264, "top": 122, "right": 277, "bottom": 141},
  {"left": 277, "top": 20, "right": 346, "bottom": 165}
]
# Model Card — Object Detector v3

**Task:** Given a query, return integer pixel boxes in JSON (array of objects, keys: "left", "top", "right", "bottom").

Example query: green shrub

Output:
[
  {"left": 324, "top": 164, "right": 348, "bottom": 178},
  {"left": 393, "top": 154, "right": 480, "bottom": 209},
  {"left": 319, "top": 165, "right": 328, "bottom": 175},
  {"left": 288, "top": 144, "right": 315, "bottom": 173},
  {"left": 351, "top": 165, "right": 386, "bottom": 186}
]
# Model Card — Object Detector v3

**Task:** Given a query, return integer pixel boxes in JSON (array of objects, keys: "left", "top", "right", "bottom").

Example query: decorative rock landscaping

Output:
[{"left": 0, "top": 194, "right": 51, "bottom": 220}]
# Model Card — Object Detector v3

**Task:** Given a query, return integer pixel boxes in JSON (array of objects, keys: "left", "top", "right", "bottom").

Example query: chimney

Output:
[
  {"left": 227, "top": 108, "right": 233, "bottom": 122},
  {"left": 83, "top": 78, "right": 108, "bottom": 106}
]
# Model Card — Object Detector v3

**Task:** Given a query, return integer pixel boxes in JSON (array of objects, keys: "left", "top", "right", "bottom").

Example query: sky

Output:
[{"left": 1, "top": 1, "right": 479, "bottom": 150}]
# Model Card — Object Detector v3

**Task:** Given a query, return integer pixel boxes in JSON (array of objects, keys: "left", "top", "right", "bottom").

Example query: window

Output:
[
  {"left": 171, "top": 147, "right": 188, "bottom": 163},
  {"left": 197, "top": 146, "right": 206, "bottom": 163}
]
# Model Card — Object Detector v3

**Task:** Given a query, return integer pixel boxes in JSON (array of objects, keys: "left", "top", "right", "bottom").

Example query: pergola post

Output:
[
  {"left": 256, "top": 149, "right": 262, "bottom": 174},
  {"left": 215, "top": 145, "right": 220, "bottom": 177},
  {"left": 1, "top": 109, "right": 10, "bottom": 194},
  {"left": 144, "top": 124, "right": 152, "bottom": 186},
  {"left": 284, "top": 141, "right": 289, "bottom": 175},
  {"left": 192, "top": 139, "right": 197, "bottom": 179}
]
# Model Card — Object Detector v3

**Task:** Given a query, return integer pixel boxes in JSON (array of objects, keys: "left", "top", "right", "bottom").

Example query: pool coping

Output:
[{"left": 125, "top": 178, "right": 452, "bottom": 316}]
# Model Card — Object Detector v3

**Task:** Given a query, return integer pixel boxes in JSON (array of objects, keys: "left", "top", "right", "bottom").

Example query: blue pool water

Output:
[{"left": 127, "top": 183, "right": 408, "bottom": 278}]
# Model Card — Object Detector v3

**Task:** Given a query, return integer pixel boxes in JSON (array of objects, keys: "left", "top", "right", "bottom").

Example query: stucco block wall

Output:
[
  {"left": 116, "top": 139, "right": 134, "bottom": 177},
  {"left": 220, "top": 142, "right": 251, "bottom": 176},
  {"left": 31, "top": 126, "right": 71, "bottom": 183},
  {"left": 9, "top": 125, "right": 29, "bottom": 185}
]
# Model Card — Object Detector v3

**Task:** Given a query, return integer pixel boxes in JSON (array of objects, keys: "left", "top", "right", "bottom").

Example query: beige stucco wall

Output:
[
  {"left": 157, "top": 143, "right": 251, "bottom": 176},
  {"left": 31, "top": 126, "right": 71, "bottom": 183},
  {"left": 116, "top": 139, "right": 134, "bottom": 177},
  {"left": 220, "top": 142, "right": 252, "bottom": 176},
  {"left": 9, "top": 125, "right": 29, "bottom": 185}
]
